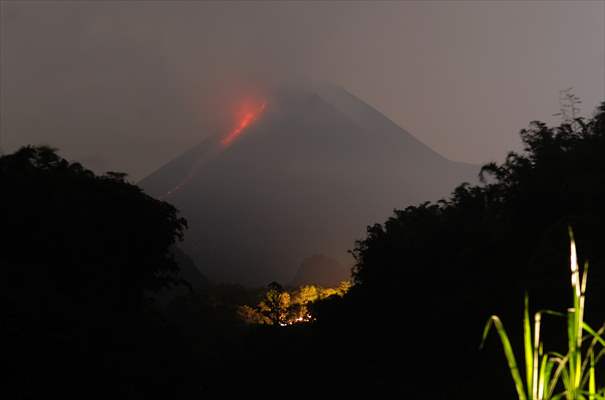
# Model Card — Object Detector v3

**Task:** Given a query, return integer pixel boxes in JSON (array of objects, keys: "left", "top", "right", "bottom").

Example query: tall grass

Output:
[{"left": 481, "top": 228, "right": 605, "bottom": 400}]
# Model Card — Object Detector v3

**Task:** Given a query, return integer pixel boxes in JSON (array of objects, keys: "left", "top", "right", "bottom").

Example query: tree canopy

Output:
[
  {"left": 4, "top": 101, "right": 605, "bottom": 398},
  {"left": 353, "top": 103, "right": 605, "bottom": 301},
  {"left": 1, "top": 146, "right": 189, "bottom": 398},
  {"left": 1, "top": 146, "right": 187, "bottom": 304},
  {"left": 238, "top": 281, "right": 350, "bottom": 326},
  {"left": 333, "top": 102, "right": 605, "bottom": 398}
]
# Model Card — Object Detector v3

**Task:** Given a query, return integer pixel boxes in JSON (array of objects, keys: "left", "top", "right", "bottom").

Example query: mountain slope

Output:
[
  {"left": 139, "top": 85, "right": 478, "bottom": 285},
  {"left": 290, "top": 254, "right": 348, "bottom": 288}
]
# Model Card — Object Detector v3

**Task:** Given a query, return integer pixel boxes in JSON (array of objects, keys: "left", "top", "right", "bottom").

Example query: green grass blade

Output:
[
  {"left": 589, "top": 352, "right": 596, "bottom": 400},
  {"left": 547, "top": 355, "right": 569, "bottom": 400},
  {"left": 580, "top": 325, "right": 605, "bottom": 388},
  {"left": 482, "top": 316, "right": 528, "bottom": 400},
  {"left": 568, "top": 308, "right": 578, "bottom": 395},
  {"left": 538, "top": 354, "right": 554, "bottom": 400},
  {"left": 525, "top": 294, "right": 534, "bottom": 395},
  {"left": 484, "top": 230, "right": 604, "bottom": 400},
  {"left": 583, "top": 323, "right": 605, "bottom": 347},
  {"left": 534, "top": 311, "right": 543, "bottom": 399}
]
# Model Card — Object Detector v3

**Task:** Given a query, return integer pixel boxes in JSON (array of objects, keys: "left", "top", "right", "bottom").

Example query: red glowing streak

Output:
[
  {"left": 221, "top": 101, "right": 267, "bottom": 147},
  {"left": 160, "top": 100, "right": 267, "bottom": 199}
]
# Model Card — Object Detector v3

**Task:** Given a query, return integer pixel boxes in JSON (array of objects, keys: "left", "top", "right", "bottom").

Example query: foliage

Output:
[
  {"left": 1, "top": 146, "right": 191, "bottom": 398},
  {"left": 5, "top": 100, "right": 605, "bottom": 398},
  {"left": 340, "top": 102, "right": 605, "bottom": 397},
  {"left": 259, "top": 281, "right": 292, "bottom": 325},
  {"left": 0, "top": 146, "right": 188, "bottom": 302},
  {"left": 482, "top": 229, "right": 605, "bottom": 400},
  {"left": 238, "top": 281, "right": 351, "bottom": 326}
]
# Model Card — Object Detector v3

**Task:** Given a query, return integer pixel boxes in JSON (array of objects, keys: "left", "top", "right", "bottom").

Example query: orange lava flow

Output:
[
  {"left": 221, "top": 101, "right": 267, "bottom": 147},
  {"left": 160, "top": 100, "right": 267, "bottom": 199}
]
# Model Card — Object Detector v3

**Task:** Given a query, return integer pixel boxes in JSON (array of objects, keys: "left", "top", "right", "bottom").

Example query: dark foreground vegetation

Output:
[{"left": 2, "top": 102, "right": 605, "bottom": 399}]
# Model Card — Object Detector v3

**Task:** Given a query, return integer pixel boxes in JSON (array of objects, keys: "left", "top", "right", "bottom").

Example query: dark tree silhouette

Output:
[
  {"left": 314, "top": 102, "right": 605, "bottom": 399},
  {"left": 1, "top": 146, "right": 190, "bottom": 399},
  {"left": 3, "top": 101, "right": 605, "bottom": 399},
  {"left": 1, "top": 146, "right": 187, "bottom": 303}
]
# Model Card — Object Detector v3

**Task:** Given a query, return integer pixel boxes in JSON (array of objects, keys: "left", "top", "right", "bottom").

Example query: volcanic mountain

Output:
[
  {"left": 139, "top": 85, "right": 478, "bottom": 286},
  {"left": 290, "top": 254, "right": 349, "bottom": 288}
]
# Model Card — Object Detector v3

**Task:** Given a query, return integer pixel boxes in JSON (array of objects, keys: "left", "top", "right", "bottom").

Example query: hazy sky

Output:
[{"left": 1, "top": 1, "right": 604, "bottom": 180}]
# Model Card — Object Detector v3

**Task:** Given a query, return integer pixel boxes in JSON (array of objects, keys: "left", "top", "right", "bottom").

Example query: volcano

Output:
[{"left": 139, "top": 84, "right": 478, "bottom": 286}]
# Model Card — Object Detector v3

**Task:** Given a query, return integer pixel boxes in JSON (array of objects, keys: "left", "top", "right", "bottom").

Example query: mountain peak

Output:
[{"left": 139, "top": 84, "right": 477, "bottom": 285}]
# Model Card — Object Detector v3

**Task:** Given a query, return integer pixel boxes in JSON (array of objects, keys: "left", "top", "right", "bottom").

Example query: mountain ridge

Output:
[{"left": 140, "top": 85, "right": 479, "bottom": 285}]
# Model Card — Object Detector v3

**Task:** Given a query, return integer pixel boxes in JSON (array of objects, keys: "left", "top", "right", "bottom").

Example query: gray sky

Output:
[{"left": 1, "top": 0, "right": 604, "bottom": 180}]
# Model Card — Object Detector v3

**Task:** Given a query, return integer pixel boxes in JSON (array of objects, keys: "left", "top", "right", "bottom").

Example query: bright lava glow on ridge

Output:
[
  {"left": 221, "top": 101, "right": 267, "bottom": 147},
  {"left": 161, "top": 99, "right": 267, "bottom": 199}
]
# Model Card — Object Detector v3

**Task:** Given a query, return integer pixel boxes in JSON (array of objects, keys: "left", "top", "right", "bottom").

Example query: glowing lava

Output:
[
  {"left": 221, "top": 101, "right": 267, "bottom": 147},
  {"left": 160, "top": 99, "right": 267, "bottom": 199}
]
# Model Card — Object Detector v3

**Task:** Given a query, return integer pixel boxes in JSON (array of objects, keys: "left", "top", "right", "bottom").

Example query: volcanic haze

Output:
[{"left": 139, "top": 85, "right": 478, "bottom": 285}]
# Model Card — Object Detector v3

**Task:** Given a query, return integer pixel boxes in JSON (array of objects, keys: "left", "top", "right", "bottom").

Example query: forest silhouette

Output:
[{"left": 2, "top": 102, "right": 605, "bottom": 398}]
